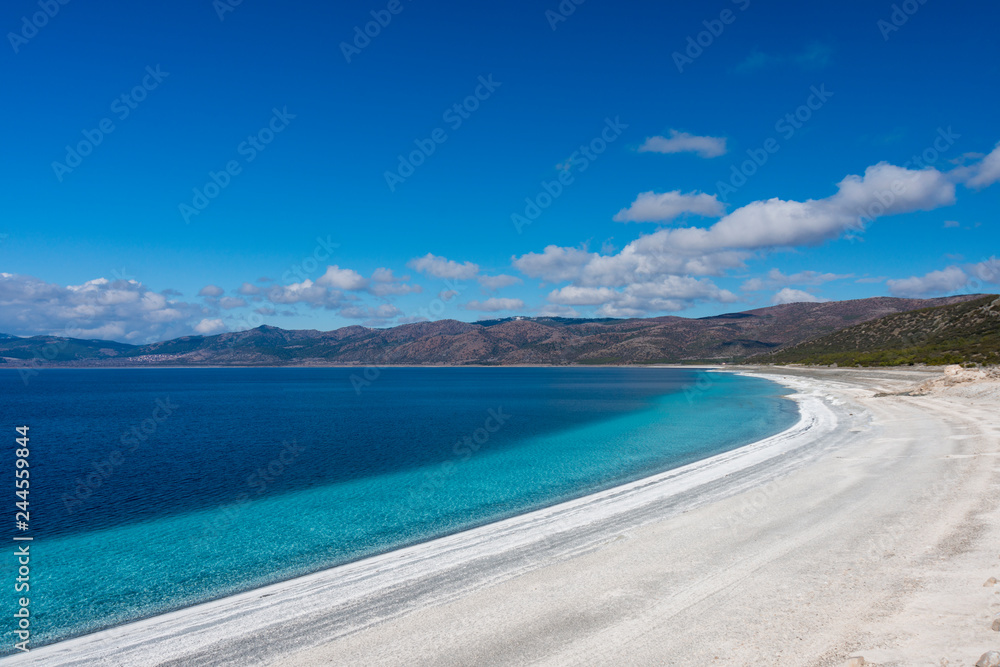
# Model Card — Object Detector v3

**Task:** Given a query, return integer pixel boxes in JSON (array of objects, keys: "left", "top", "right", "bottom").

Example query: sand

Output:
[{"left": 10, "top": 367, "right": 1000, "bottom": 666}]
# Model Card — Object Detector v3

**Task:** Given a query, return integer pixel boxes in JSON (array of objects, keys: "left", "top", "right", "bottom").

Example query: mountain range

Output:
[{"left": 0, "top": 294, "right": 988, "bottom": 368}]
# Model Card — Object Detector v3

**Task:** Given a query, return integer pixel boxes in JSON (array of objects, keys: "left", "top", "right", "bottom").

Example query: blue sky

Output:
[{"left": 1, "top": 0, "right": 998, "bottom": 342}]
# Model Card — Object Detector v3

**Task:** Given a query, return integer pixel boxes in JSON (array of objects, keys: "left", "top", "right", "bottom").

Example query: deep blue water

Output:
[{"left": 0, "top": 367, "right": 797, "bottom": 649}]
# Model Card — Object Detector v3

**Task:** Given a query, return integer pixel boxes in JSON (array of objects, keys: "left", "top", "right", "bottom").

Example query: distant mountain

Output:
[
  {"left": 747, "top": 294, "right": 1000, "bottom": 367},
  {"left": 0, "top": 335, "right": 134, "bottom": 362},
  {"left": 0, "top": 295, "right": 985, "bottom": 367}
]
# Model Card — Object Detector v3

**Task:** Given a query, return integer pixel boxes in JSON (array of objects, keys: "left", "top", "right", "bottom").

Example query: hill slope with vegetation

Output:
[{"left": 748, "top": 295, "right": 1000, "bottom": 367}]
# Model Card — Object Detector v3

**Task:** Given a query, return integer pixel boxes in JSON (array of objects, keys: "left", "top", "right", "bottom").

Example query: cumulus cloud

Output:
[
  {"left": 368, "top": 268, "right": 421, "bottom": 296},
  {"left": 515, "top": 161, "right": 956, "bottom": 295},
  {"left": 371, "top": 268, "right": 400, "bottom": 283},
  {"left": 316, "top": 265, "right": 369, "bottom": 291},
  {"left": 771, "top": 288, "right": 829, "bottom": 304},
  {"left": 547, "top": 277, "right": 737, "bottom": 317},
  {"left": 968, "top": 257, "right": 1000, "bottom": 284},
  {"left": 198, "top": 285, "right": 224, "bottom": 297},
  {"left": 237, "top": 282, "right": 261, "bottom": 295},
  {"left": 477, "top": 274, "right": 521, "bottom": 290},
  {"left": 638, "top": 130, "right": 727, "bottom": 158},
  {"left": 886, "top": 266, "right": 969, "bottom": 298},
  {"left": 464, "top": 298, "right": 525, "bottom": 312},
  {"left": 536, "top": 305, "right": 580, "bottom": 318},
  {"left": 547, "top": 286, "right": 618, "bottom": 306},
  {"left": 963, "top": 142, "right": 1000, "bottom": 188},
  {"left": 0, "top": 273, "right": 204, "bottom": 342},
  {"left": 613, "top": 190, "right": 725, "bottom": 223},
  {"left": 407, "top": 253, "right": 479, "bottom": 280},
  {"left": 194, "top": 318, "right": 226, "bottom": 335},
  {"left": 265, "top": 280, "right": 343, "bottom": 308}
]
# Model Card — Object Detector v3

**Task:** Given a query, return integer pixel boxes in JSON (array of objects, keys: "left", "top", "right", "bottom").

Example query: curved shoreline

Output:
[{"left": 7, "top": 371, "right": 836, "bottom": 666}]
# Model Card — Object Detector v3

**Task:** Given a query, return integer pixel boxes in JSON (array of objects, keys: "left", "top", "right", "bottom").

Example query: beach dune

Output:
[{"left": 12, "top": 367, "right": 1000, "bottom": 666}]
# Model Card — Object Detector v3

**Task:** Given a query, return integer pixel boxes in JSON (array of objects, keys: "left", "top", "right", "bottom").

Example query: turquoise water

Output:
[{"left": 0, "top": 367, "right": 796, "bottom": 649}]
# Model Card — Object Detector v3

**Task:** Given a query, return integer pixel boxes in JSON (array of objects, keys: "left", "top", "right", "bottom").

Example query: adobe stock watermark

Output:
[
  {"left": 281, "top": 235, "right": 341, "bottom": 284},
  {"left": 61, "top": 397, "right": 178, "bottom": 515},
  {"left": 672, "top": 0, "right": 751, "bottom": 73},
  {"left": 340, "top": 0, "right": 414, "bottom": 63},
  {"left": 545, "top": 0, "right": 586, "bottom": 30},
  {"left": 511, "top": 116, "right": 628, "bottom": 233},
  {"left": 221, "top": 235, "right": 341, "bottom": 347},
  {"left": 351, "top": 276, "right": 469, "bottom": 395},
  {"left": 877, "top": 0, "right": 929, "bottom": 41},
  {"left": 7, "top": 0, "right": 71, "bottom": 54},
  {"left": 384, "top": 75, "right": 501, "bottom": 192},
  {"left": 213, "top": 0, "right": 244, "bottom": 21},
  {"left": 52, "top": 66, "right": 170, "bottom": 182},
  {"left": 856, "top": 126, "right": 958, "bottom": 225},
  {"left": 15, "top": 322, "right": 95, "bottom": 386},
  {"left": 190, "top": 439, "right": 305, "bottom": 550},
  {"left": 715, "top": 84, "right": 833, "bottom": 202},
  {"left": 179, "top": 107, "right": 295, "bottom": 223},
  {"left": 407, "top": 407, "right": 511, "bottom": 510}
]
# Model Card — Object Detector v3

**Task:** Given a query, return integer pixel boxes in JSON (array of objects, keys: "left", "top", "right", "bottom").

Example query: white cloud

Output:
[
  {"left": 194, "top": 318, "right": 227, "bottom": 335},
  {"left": 439, "top": 289, "right": 459, "bottom": 301},
  {"left": 265, "top": 280, "right": 343, "bottom": 308},
  {"left": 407, "top": 253, "right": 479, "bottom": 280},
  {"left": 771, "top": 288, "right": 829, "bottom": 304},
  {"left": 0, "top": 273, "right": 202, "bottom": 342},
  {"left": 547, "top": 277, "right": 737, "bottom": 317},
  {"left": 515, "top": 161, "right": 956, "bottom": 294},
  {"left": 968, "top": 257, "right": 1000, "bottom": 284},
  {"left": 316, "top": 265, "right": 369, "bottom": 291},
  {"left": 613, "top": 190, "right": 725, "bottom": 223},
  {"left": 237, "top": 282, "right": 261, "bottom": 295},
  {"left": 512, "top": 246, "right": 597, "bottom": 283},
  {"left": 964, "top": 142, "right": 1000, "bottom": 188},
  {"left": 477, "top": 274, "right": 521, "bottom": 290},
  {"left": 638, "top": 130, "right": 727, "bottom": 158},
  {"left": 464, "top": 298, "right": 525, "bottom": 312},
  {"left": 536, "top": 305, "right": 580, "bottom": 318},
  {"left": 547, "top": 286, "right": 618, "bottom": 306},
  {"left": 198, "top": 285, "right": 224, "bottom": 297},
  {"left": 886, "top": 266, "right": 969, "bottom": 298},
  {"left": 371, "top": 268, "right": 400, "bottom": 282},
  {"left": 366, "top": 267, "right": 420, "bottom": 296}
]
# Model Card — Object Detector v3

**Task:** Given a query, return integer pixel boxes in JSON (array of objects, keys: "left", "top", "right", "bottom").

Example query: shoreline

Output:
[
  {"left": 8, "top": 371, "right": 830, "bottom": 665},
  {"left": 13, "top": 367, "right": 1000, "bottom": 665}
]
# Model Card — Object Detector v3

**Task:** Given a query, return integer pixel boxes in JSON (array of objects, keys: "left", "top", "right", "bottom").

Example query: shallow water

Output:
[{"left": 0, "top": 367, "right": 797, "bottom": 649}]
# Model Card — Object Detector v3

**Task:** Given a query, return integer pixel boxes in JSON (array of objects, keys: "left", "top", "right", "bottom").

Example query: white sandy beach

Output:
[{"left": 9, "top": 367, "right": 1000, "bottom": 666}]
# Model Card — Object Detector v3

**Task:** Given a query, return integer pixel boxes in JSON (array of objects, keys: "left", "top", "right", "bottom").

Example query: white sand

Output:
[{"left": 11, "top": 367, "right": 1000, "bottom": 666}]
